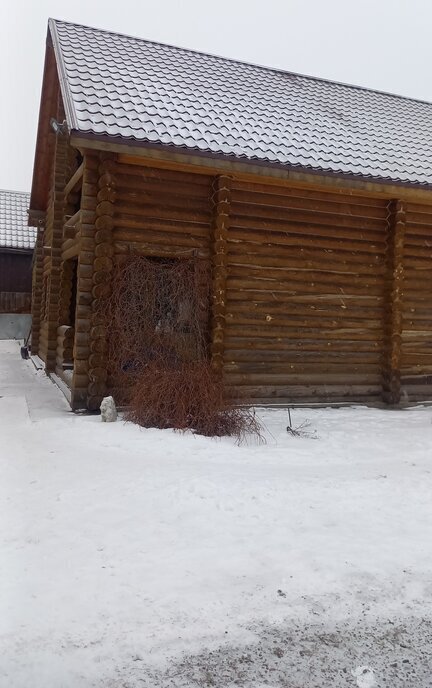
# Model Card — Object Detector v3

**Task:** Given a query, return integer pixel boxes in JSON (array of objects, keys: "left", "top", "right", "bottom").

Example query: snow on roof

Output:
[
  {"left": 0, "top": 189, "right": 35, "bottom": 250},
  {"left": 50, "top": 18, "right": 432, "bottom": 187}
]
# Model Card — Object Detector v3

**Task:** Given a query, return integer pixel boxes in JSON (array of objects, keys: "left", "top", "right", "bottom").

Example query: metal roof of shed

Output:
[
  {"left": 49, "top": 18, "right": 432, "bottom": 187},
  {"left": 0, "top": 190, "right": 34, "bottom": 251}
]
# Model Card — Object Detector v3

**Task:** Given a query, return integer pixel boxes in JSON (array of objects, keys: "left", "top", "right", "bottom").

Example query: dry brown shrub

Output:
[
  {"left": 125, "top": 359, "right": 262, "bottom": 442},
  {"left": 100, "top": 255, "right": 262, "bottom": 442}
]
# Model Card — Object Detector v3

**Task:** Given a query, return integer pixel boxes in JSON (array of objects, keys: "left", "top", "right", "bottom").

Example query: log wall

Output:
[
  {"left": 112, "top": 162, "right": 213, "bottom": 260},
  {"left": 70, "top": 153, "right": 98, "bottom": 409},
  {"left": 34, "top": 149, "right": 432, "bottom": 408},
  {"left": 401, "top": 202, "right": 432, "bottom": 400},
  {"left": 33, "top": 97, "right": 69, "bottom": 367},
  {"left": 210, "top": 175, "right": 232, "bottom": 373},
  {"left": 87, "top": 152, "right": 116, "bottom": 410},
  {"left": 224, "top": 179, "right": 390, "bottom": 403},
  {"left": 67, "top": 158, "right": 214, "bottom": 408}
]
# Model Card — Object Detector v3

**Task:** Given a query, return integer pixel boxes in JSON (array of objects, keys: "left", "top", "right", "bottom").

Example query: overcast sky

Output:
[{"left": 1, "top": 0, "right": 431, "bottom": 193}]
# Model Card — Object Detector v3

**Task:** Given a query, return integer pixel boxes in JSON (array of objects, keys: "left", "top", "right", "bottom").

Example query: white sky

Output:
[{"left": 1, "top": 0, "right": 432, "bottom": 193}]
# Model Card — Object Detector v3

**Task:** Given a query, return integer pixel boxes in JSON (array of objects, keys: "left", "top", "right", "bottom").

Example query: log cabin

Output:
[
  {"left": 28, "top": 19, "right": 432, "bottom": 410},
  {"left": 0, "top": 190, "right": 35, "bottom": 339}
]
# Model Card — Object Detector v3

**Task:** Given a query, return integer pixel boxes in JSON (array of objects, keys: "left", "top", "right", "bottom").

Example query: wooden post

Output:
[
  {"left": 382, "top": 199, "right": 406, "bottom": 404},
  {"left": 44, "top": 131, "right": 68, "bottom": 371},
  {"left": 71, "top": 153, "right": 99, "bottom": 409},
  {"left": 86, "top": 152, "right": 117, "bottom": 410},
  {"left": 31, "top": 227, "right": 45, "bottom": 355},
  {"left": 58, "top": 258, "right": 74, "bottom": 326},
  {"left": 210, "top": 175, "right": 232, "bottom": 373}
]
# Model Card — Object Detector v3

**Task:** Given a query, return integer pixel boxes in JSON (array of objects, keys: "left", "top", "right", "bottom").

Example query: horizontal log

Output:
[
  {"left": 230, "top": 215, "right": 387, "bottom": 241},
  {"left": 98, "top": 172, "right": 115, "bottom": 188},
  {"left": 231, "top": 200, "right": 387, "bottom": 231},
  {"left": 403, "top": 278, "right": 432, "bottom": 292},
  {"left": 79, "top": 251, "right": 96, "bottom": 266},
  {"left": 77, "top": 263, "right": 93, "bottom": 280},
  {"left": 226, "top": 277, "right": 384, "bottom": 297},
  {"left": 89, "top": 353, "right": 105, "bottom": 367},
  {"left": 93, "top": 256, "right": 113, "bottom": 272},
  {"left": 225, "top": 362, "right": 381, "bottom": 375},
  {"left": 80, "top": 196, "right": 97, "bottom": 213},
  {"left": 57, "top": 324, "right": 74, "bottom": 338},
  {"left": 403, "top": 311, "right": 432, "bottom": 323},
  {"left": 116, "top": 182, "right": 210, "bottom": 203},
  {"left": 92, "top": 283, "right": 111, "bottom": 298},
  {"left": 227, "top": 265, "right": 385, "bottom": 288},
  {"left": 231, "top": 188, "right": 388, "bottom": 220},
  {"left": 227, "top": 229, "right": 385, "bottom": 254},
  {"left": 93, "top": 270, "right": 111, "bottom": 285},
  {"left": 90, "top": 325, "right": 107, "bottom": 339},
  {"left": 95, "top": 243, "right": 114, "bottom": 258},
  {"left": 229, "top": 384, "right": 382, "bottom": 400},
  {"left": 115, "top": 202, "right": 211, "bottom": 224},
  {"left": 113, "top": 225, "right": 209, "bottom": 246},
  {"left": 113, "top": 241, "right": 198, "bottom": 257},
  {"left": 75, "top": 318, "right": 91, "bottom": 333},
  {"left": 402, "top": 355, "right": 432, "bottom": 366},
  {"left": 403, "top": 246, "right": 432, "bottom": 260},
  {"left": 226, "top": 290, "right": 382, "bottom": 305},
  {"left": 90, "top": 338, "right": 108, "bottom": 354},
  {"left": 115, "top": 163, "right": 212, "bottom": 186},
  {"left": 402, "top": 327, "right": 432, "bottom": 339},
  {"left": 400, "top": 365, "right": 432, "bottom": 374},
  {"left": 225, "top": 316, "right": 383, "bottom": 334},
  {"left": 95, "top": 216, "right": 115, "bottom": 231},
  {"left": 403, "top": 226, "right": 432, "bottom": 241},
  {"left": 114, "top": 216, "right": 211, "bottom": 238},
  {"left": 232, "top": 178, "right": 388, "bottom": 209},
  {"left": 226, "top": 300, "right": 385, "bottom": 319},
  {"left": 224, "top": 339, "right": 382, "bottom": 353},
  {"left": 224, "top": 325, "right": 385, "bottom": 341},
  {"left": 225, "top": 372, "right": 381, "bottom": 385},
  {"left": 87, "top": 381, "right": 107, "bottom": 396},
  {"left": 74, "top": 359, "right": 89, "bottom": 375},
  {"left": 56, "top": 349, "right": 74, "bottom": 362},
  {"left": 227, "top": 251, "right": 386, "bottom": 274},
  {"left": 96, "top": 200, "right": 115, "bottom": 216},
  {"left": 72, "top": 373, "right": 90, "bottom": 389},
  {"left": 224, "top": 351, "right": 381, "bottom": 364},
  {"left": 226, "top": 360, "right": 382, "bottom": 376},
  {"left": 97, "top": 187, "right": 117, "bottom": 203},
  {"left": 77, "top": 278, "right": 93, "bottom": 293},
  {"left": 88, "top": 367, "right": 108, "bottom": 382},
  {"left": 405, "top": 201, "right": 432, "bottom": 215}
]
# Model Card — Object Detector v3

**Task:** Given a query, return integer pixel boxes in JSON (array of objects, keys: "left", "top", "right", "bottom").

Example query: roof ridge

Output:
[{"left": 49, "top": 17, "right": 432, "bottom": 109}]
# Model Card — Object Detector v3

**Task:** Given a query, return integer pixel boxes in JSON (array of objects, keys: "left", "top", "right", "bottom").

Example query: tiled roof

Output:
[
  {"left": 0, "top": 190, "right": 35, "bottom": 250},
  {"left": 51, "top": 19, "right": 432, "bottom": 187}
]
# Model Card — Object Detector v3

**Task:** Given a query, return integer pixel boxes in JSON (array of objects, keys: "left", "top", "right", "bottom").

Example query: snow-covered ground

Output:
[{"left": 1, "top": 339, "right": 431, "bottom": 687}]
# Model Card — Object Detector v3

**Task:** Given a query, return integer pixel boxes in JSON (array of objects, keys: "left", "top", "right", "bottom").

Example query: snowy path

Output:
[{"left": 1, "top": 339, "right": 432, "bottom": 687}]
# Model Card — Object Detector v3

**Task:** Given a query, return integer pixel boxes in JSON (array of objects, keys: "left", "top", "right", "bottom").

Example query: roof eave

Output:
[
  {"left": 70, "top": 130, "right": 432, "bottom": 202},
  {"left": 28, "top": 29, "right": 59, "bottom": 216}
]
